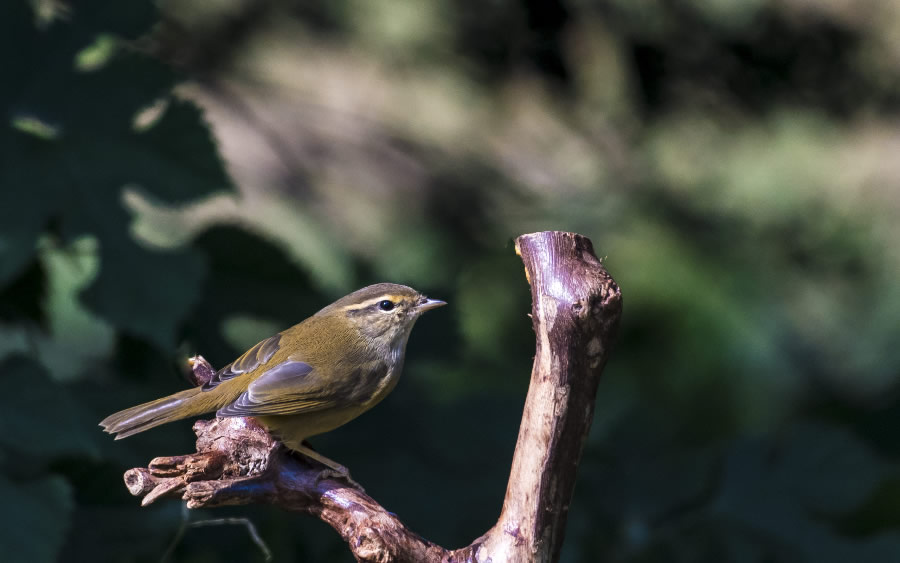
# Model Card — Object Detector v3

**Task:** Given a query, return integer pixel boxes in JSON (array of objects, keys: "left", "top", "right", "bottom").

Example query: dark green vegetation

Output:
[{"left": 3, "top": 1, "right": 900, "bottom": 561}]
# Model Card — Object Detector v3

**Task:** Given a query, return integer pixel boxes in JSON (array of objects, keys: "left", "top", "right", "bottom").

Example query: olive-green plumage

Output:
[{"left": 100, "top": 283, "right": 445, "bottom": 458}]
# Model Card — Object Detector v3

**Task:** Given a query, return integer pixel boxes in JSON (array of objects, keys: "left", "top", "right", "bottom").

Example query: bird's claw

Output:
[{"left": 314, "top": 467, "right": 364, "bottom": 492}]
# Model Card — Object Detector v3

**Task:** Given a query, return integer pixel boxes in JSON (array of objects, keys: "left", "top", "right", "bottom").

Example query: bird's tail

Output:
[{"left": 100, "top": 387, "right": 205, "bottom": 439}]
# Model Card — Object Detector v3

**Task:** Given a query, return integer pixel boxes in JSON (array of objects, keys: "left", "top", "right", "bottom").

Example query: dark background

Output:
[{"left": 3, "top": 0, "right": 900, "bottom": 561}]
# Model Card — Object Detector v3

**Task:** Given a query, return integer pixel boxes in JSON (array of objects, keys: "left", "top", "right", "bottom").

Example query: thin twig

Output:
[
  {"left": 159, "top": 506, "right": 272, "bottom": 562},
  {"left": 189, "top": 517, "right": 273, "bottom": 562},
  {"left": 159, "top": 504, "right": 189, "bottom": 563}
]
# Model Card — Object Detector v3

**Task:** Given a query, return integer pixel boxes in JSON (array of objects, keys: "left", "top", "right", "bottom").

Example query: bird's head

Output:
[{"left": 317, "top": 283, "right": 446, "bottom": 345}]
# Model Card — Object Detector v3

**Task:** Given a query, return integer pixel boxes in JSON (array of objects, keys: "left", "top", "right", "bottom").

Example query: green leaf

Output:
[
  {"left": 712, "top": 422, "right": 898, "bottom": 563},
  {"left": 583, "top": 411, "right": 719, "bottom": 526},
  {"left": 80, "top": 243, "right": 206, "bottom": 350},
  {"left": 0, "top": 2, "right": 233, "bottom": 348},
  {"left": 0, "top": 133, "right": 60, "bottom": 286},
  {"left": 126, "top": 100, "right": 232, "bottom": 203},
  {"left": 0, "top": 355, "right": 98, "bottom": 458},
  {"left": 0, "top": 474, "right": 73, "bottom": 563},
  {"left": 63, "top": 504, "right": 184, "bottom": 563},
  {"left": 0, "top": 259, "right": 47, "bottom": 328},
  {"left": 185, "top": 227, "right": 319, "bottom": 364},
  {"left": 776, "top": 423, "right": 888, "bottom": 514}
]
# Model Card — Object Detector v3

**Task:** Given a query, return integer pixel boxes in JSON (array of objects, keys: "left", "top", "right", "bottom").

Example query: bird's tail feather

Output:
[{"left": 100, "top": 387, "right": 204, "bottom": 439}]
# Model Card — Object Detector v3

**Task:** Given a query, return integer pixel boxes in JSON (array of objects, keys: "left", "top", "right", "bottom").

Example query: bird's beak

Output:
[{"left": 417, "top": 297, "right": 447, "bottom": 313}]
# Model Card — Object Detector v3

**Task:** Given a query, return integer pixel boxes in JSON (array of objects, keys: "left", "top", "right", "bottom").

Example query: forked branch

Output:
[{"left": 123, "top": 231, "right": 622, "bottom": 562}]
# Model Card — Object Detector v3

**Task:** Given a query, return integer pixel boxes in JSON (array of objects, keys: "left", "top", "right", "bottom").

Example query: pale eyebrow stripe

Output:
[{"left": 342, "top": 294, "right": 406, "bottom": 311}]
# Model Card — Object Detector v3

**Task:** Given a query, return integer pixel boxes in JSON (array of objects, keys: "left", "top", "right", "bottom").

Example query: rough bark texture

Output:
[{"left": 123, "top": 231, "right": 622, "bottom": 563}]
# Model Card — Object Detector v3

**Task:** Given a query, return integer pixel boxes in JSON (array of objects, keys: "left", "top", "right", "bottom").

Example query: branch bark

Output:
[{"left": 123, "top": 231, "right": 622, "bottom": 562}]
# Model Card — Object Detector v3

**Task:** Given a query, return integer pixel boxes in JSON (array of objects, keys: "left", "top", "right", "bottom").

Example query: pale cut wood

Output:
[{"left": 120, "top": 230, "right": 622, "bottom": 562}]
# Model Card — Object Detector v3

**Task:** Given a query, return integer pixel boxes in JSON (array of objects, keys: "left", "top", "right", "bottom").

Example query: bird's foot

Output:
[
  {"left": 287, "top": 444, "right": 364, "bottom": 491},
  {"left": 314, "top": 466, "right": 364, "bottom": 492}
]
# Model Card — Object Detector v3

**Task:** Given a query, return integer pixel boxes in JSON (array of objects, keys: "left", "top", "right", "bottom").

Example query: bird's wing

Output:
[
  {"left": 216, "top": 357, "right": 363, "bottom": 417},
  {"left": 202, "top": 334, "right": 282, "bottom": 391}
]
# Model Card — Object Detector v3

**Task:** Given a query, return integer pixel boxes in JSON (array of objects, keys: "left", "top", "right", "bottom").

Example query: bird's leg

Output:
[
  {"left": 289, "top": 444, "right": 363, "bottom": 491},
  {"left": 292, "top": 444, "right": 348, "bottom": 474}
]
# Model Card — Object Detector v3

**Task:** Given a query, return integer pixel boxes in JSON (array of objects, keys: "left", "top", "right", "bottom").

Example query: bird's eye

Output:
[{"left": 378, "top": 300, "right": 395, "bottom": 311}]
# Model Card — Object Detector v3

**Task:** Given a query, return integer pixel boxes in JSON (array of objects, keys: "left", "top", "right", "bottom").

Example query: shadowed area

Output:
[{"left": 3, "top": 0, "right": 900, "bottom": 562}]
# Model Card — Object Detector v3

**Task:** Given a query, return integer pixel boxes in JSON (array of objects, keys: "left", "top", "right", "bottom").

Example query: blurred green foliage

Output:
[{"left": 2, "top": 0, "right": 900, "bottom": 561}]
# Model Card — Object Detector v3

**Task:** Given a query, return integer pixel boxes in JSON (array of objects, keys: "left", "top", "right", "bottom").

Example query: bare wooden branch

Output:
[
  {"left": 486, "top": 231, "right": 622, "bottom": 561},
  {"left": 121, "top": 231, "right": 622, "bottom": 562}
]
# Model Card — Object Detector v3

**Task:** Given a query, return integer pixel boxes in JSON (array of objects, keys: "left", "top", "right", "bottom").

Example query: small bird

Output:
[{"left": 100, "top": 283, "right": 445, "bottom": 474}]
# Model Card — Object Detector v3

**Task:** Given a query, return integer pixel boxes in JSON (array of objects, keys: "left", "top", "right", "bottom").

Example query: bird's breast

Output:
[{"left": 361, "top": 355, "right": 404, "bottom": 408}]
